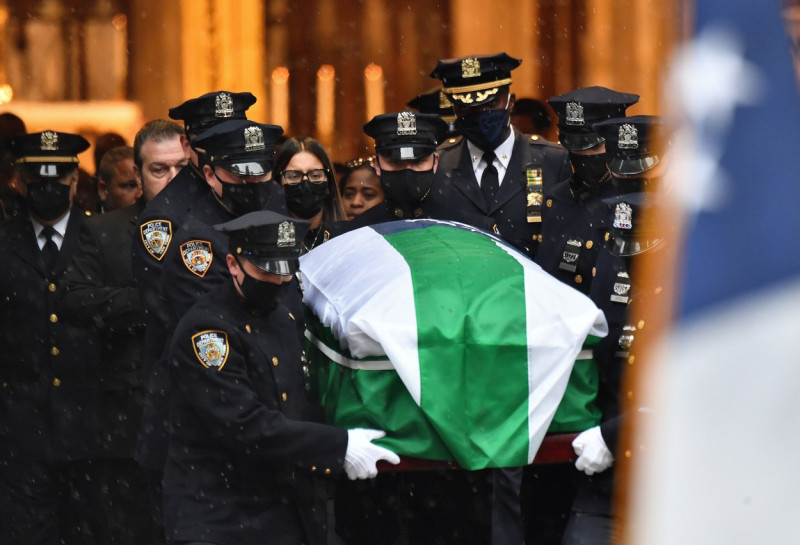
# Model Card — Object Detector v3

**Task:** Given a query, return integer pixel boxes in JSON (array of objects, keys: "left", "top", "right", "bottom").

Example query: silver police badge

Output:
[
  {"left": 140, "top": 219, "right": 172, "bottom": 261},
  {"left": 613, "top": 202, "right": 633, "bottom": 230},
  {"left": 277, "top": 221, "right": 295, "bottom": 247},
  {"left": 180, "top": 239, "right": 213, "bottom": 277},
  {"left": 462, "top": 57, "right": 481, "bottom": 78},
  {"left": 41, "top": 131, "right": 58, "bottom": 151},
  {"left": 192, "top": 330, "right": 229, "bottom": 370},
  {"left": 565, "top": 102, "right": 584, "bottom": 126},
  {"left": 611, "top": 272, "right": 631, "bottom": 303},
  {"left": 563, "top": 238, "right": 581, "bottom": 263},
  {"left": 618, "top": 123, "right": 638, "bottom": 149},
  {"left": 396, "top": 111, "right": 417, "bottom": 136},
  {"left": 215, "top": 92, "right": 234, "bottom": 117},
  {"left": 244, "top": 126, "right": 265, "bottom": 151}
]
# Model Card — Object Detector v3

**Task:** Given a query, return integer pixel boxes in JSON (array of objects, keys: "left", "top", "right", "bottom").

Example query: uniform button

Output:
[
  {"left": 272, "top": 357, "right": 279, "bottom": 367},
  {"left": 2, "top": 382, "right": 7, "bottom": 388},
  {"left": 48, "top": 283, "right": 57, "bottom": 293},
  {"left": 245, "top": 324, "right": 252, "bottom": 333},
  {"left": 281, "top": 392, "right": 287, "bottom": 402},
  {"left": 53, "top": 378, "right": 61, "bottom": 387},
  {"left": 324, "top": 468, "right": 332, "bottom": 475},
  {"left": 311, "top": 466, "right": 317, "bottom": 472},
  {"left": 574, "top": 275, "right": 583, "bottom": 284},
  {"left": 592, "top": 267, "right": 597, "bottom": 277},
  {"left": 50, "top": 346, "right": 59, "bottom": 356},
  {"left": 604, "top": 232, "right": 610, "bottom": 241},
  {"left": 288, "top": 312, "right": 295, "bottom": 321},
  {"left": 546, "top": 199, "right": 552, "bottom": 207},
  {"left": 585, "top": 240, "right": 593, "bottom": 249},
  {"left": 531, "top": 135, "right": 539, "bottom": 141},
  {"left": 49, "top": 313, "right": 58, "bottom": 323}
]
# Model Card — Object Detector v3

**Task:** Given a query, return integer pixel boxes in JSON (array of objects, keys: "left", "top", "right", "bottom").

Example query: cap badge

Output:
[
  {"left": 215, "top": 92, "right": 234, "bottom": 118},
  {"left": 244, "top": 126, "right": 265, "bottom": 152},
  {"left": 192, "top": 330, "right": 229, "bottom": 370},
  {"left": 618, "top": 123, "right": 639, "bottom": 149},
  {"left": 565, "top": 102, "right": 584, "bottom": 126},
  {"left": 462, "top": 57, "right": 481, "bottom": 78},
  {"left": 438, "top": 89, "right": 453, "bottom": 109},
  {"left": 41, "top": 131, "right": 58, "bottom": 151},
  {"left": 613, "top": 202, "right": 633, "bottom": 230},
  {"left": 396, "top": 111, "right": 417, "bottom": 136},
  {"left": 277, "top": 221, "right": 295, "bottom": 247}
]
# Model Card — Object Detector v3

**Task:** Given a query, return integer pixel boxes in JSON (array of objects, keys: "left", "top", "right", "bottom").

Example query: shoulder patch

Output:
[
  {"left": 191, "top": 330, "right": 229, "bottom": 370},
  {"left": 180, "top": 239, "right": 213, "bottom": 277},
  {"left": 140, "top": 219, "right": 173, "bottom": 261}
]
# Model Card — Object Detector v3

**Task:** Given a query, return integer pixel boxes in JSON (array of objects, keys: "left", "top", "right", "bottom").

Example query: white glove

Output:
[
  {"left": 344, "top": 428, "right": 401, "bottom": 480},
  {"left": 572, "top": 426, "right": 614, "bottom": 475}
]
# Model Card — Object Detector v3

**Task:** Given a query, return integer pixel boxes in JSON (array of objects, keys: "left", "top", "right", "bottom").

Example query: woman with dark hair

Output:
[
  {"left": 273, "top": 137, "right": 345, "bottom": 252},
  {"left": 338, "top": 157, "right": 384, "bottom": 220}
]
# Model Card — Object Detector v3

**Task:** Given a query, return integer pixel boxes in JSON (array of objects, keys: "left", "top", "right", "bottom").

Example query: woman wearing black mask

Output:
[{"left": 273, "top": 137, "right": 345, "bottom": 253}]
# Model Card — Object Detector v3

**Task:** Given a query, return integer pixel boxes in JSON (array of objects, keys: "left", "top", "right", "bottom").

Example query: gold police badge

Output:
[
  {"left": 140, "top": 219, "right": 172, "bottom": 260},
  {"left": 180, "top": 239, "right": 214, "bottom": 277},
  {"left": 41, "top": 131, "right": 59, "bottom": 151},
  {"left": 192, "top": 330, "right": 229, "bottom": 370}
]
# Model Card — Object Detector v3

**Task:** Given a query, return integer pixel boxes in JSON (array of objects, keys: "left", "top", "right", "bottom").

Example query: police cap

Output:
[
  {"left": 593, "top": 115, "right": 668, "bottom": 176},
  {"left": 192, "top": 120, "right": 284, "bottom": 177},
  {"left": 548, "top": 87, "right": 640, "bottom": 151},
  {"left": 430, "top": 52, "right": 521, "bottom": 107},
  {"left": 364, "top": 111, "right": 448, "bottom": 161},
  {"left": 215, "top": 210, "right": 310, "bottom": 275},
  {"left": 10, "top": 131, "right": 90, "bottom": 179},
  {"left": 407, "top": 87, "right": 456, "bottom": 122},
  {"left": 168, "top": 91, "right": 257, "bottom": 135}
]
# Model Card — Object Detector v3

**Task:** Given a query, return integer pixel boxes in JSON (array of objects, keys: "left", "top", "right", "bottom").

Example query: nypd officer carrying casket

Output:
[
  {"left": 162, "top": 210, "right": 399, "bottom": 545},
  {"left": 428, "top": 53, "right": 571, "bottom": 259}
]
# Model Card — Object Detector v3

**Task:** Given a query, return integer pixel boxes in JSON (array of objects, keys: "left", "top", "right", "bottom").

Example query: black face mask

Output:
[
  {"left": 569, "top": 152, "right": 611, "bottom": 188},
  {"left": 455, "top": 108, "right": 511, "bottom": 152},
  {"left": 283, "top": 180, "right": 329, "bottom": 219},
  {"left": 380, "top": 168, "right": 435, "bottom": 205},
  {"left": 217, "top": 180, "right": 272, "bottom": 216},
  {"left": 25, "top": 180, "right": 71, "bottom": 221},
  {"left": 234, "top": 263, "right": 290, "bottom": 312}
]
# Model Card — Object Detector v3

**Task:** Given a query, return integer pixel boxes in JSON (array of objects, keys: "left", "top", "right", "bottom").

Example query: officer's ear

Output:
[
  {"left": 373, "top": 154, "right": 382, "bottom": 177},
  {"left": 432, "top": 152, "right": 440, "bottom": 174},
  {"left": 226, "top": 253, "right": 241, "bottom": 278},
  {"left": 203, "top": 164, "right": 218, "bottom": 191}
]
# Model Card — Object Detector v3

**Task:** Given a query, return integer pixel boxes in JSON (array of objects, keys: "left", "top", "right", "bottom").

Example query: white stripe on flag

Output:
[{"left": 304, "top": 329, "right": 395, "bottom": 371}]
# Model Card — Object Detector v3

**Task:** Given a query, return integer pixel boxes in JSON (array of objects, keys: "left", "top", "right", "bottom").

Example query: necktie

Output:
[
  {"left": 481, "top": 151, "right": 499, "bottom": 207},
  {"left": 41, "top": 225, "right": 59, "bottom": 272}
]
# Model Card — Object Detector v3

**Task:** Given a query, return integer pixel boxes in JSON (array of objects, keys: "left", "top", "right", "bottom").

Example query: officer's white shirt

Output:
[
  {"left": 467, "top": 131, "right": 515, "bottom": 188},
  {"left": 31, "top": 210, "right": 71, "bottom": 250}
]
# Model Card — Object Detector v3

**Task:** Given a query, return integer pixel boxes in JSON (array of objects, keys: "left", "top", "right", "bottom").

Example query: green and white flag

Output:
[{"left": 301, "top": 219, "right": 607, "bottom": 469}]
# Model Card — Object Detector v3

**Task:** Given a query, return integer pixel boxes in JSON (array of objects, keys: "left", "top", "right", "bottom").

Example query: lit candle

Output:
[
  {"left": 271, "top": 66, "right": 290, "bottom": 132},
  {"left": 316, "top": 64, "right": 335, "bottom": 144},
  {"left": 364, "top": 63, "right": 384, "bottom": 121}
]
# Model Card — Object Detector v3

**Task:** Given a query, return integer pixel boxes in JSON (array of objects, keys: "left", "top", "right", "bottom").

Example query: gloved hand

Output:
[
  {"left": 344, "top": 428, "right": 400, "bottom": 480},
  {"left": 572, "top": 425, "right": 614, "bottom": 475}
]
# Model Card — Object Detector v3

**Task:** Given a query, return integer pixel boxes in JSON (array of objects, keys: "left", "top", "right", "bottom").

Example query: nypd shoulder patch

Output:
[
  {"left": 191, "top": 330, "right": 229, "bottom": 370},
  {"left": 180, "top": 239, "right": 213, "bottom": 277},
  {"left": 140, "top": 219, "right": 172, "bottom": 261}
]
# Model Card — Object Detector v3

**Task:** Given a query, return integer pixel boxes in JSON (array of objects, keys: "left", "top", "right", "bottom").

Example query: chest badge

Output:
[
  {"left": 140, "top": 220, "right": 172, "bottom": 261},
  {"left": 180, "top": 239, "right": 213, "bottom": 277},
  {"left": 192, "top": 330, "right": 229, "bottom": 370}
]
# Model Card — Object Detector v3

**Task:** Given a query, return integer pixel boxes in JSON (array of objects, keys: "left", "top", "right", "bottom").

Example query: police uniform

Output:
[
  {"left": 328, "top": 111, "right": 497, "bottom": 239},
  {"left": 536, "top": 87, "right": 640, "bottom": 295},
  {"left": 561, "top": 116, "right": 671, "bottom": 545},
  {"left": 407, "top": 86, "right": 460, "bottom": 139},
  {"left": 0, "top": 131, "right": 106, "bottom": 544},
  {"left": 56, "top": 199, "right": 151, "bottom": 545},
  {"left": 162, "top": 211, "right": 347, "bottom": 545},
  {"left": 428, "top": 53, "right": 571, "bottom": 259},
  {"left": 137, "top": 120, "right": 289, "bottom": 476}
]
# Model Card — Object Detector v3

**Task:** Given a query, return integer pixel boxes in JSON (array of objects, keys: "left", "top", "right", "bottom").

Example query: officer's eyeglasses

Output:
[{"left": 281, "top": 169, "right": 328, "bottom": 184}]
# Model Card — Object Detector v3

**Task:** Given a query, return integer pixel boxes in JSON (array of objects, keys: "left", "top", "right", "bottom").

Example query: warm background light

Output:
[
  {"left": 364, "top": 63, "right": 385, "bottom": 121},
  {"left": 316, "top": 64, "right": 336, "bottom": 147},
  {"left": 270, "top": 66, "right": 290, "bottom": 132}
]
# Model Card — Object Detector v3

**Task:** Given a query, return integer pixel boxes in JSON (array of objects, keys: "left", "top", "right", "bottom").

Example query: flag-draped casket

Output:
[{"left": 301, "top": 220, "right": 607, "bottom": 470}]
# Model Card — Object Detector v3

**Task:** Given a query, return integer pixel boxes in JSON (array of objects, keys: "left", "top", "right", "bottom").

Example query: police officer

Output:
[
  {"left": 407, "top": 86, "right": 460, "bottom": 139},
  {"left": 428, "top": 52, "right": 571, "bottom": 258},
  {"left": 560, "top": 115, "right": 672, "bottom": 545},
  {"left": 537, "top": 86, "right": 640, "bottom": 294},
  {"left": 522, "top": 86, "right": 640, "bottom": 545},
  {"left": 163, "top": 210, "right": 399, "bottom": 545},
  {"left": 0, "top": 131, "right": 104, "bottom": 544}
]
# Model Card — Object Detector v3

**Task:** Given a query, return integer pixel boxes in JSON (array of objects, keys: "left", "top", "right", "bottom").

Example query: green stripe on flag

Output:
[{"left": 382, "top": 225, "right": 530, "bottom": 468}]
